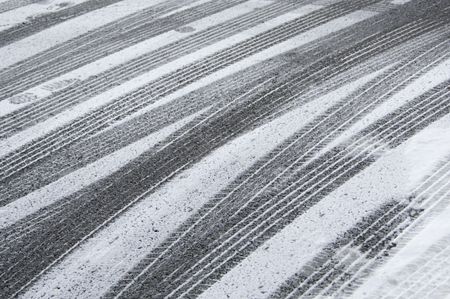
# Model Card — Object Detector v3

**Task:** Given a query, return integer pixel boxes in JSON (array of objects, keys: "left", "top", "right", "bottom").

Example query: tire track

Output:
[
  {"left": 0, "top": 0, "right": 436, "bottom": 102},
  {"left": 365, "top": 0, "right": 397, "bottom": 13},
  {"left": 269, "top": 201, "right": 412, "bottom": 299}
]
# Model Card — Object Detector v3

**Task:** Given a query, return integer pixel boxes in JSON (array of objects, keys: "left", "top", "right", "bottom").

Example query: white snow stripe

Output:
[{"left": 158, "top": 0, "right": 217, "bottom": 19}]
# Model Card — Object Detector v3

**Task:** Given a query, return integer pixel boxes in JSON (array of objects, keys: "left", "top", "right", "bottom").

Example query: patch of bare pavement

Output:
[{"left": 0, "top": 0, "right": 449, "bottom": 298}]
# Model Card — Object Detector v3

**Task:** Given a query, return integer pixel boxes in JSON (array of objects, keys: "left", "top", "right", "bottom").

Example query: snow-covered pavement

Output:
[{"left": 1, "top": 0, "right": 449, "bottom": 298}]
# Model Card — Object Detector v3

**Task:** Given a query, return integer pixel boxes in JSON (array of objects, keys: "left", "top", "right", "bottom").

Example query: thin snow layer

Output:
[
  {"left": 0, "top": 0, "right": 90, "bottom": 32},
  {"left": 20, "top": 67, "right": 380, "bottom": 299},
  {"left": 0, "top": 111, "right": 204, "bottom": 229},
  {"left": 0, "top": 6, "right": 375, "bottom": 158},
  {"left": 0, "top": 0, "right": 168, "bottom": 69},
  {"left": 199, "top": 97, "right": 450, "bottom": 299},
  {"left": 352, "top": 206, "right": 450, "bottom": 299},
  {"left": 391, "top": 0, "right": 414, "bottom": 4},
  {"left": 0, "top": 0, "right": 271, "bottom": 117},
  {"left": 317, "top": 55, "right": 450, "bottom": 183},
  {"left": 158, "top": 0, "right": 215, "bottom": 19},
  {"left": 351, "top": 114, "right": 450, "bottom": 299},
  {"left": 402, "top": 120, "right": 450, "bottom": 190}
]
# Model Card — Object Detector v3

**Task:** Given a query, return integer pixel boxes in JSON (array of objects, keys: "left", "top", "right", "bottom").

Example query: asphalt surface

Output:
[{"left": 1, "top": 0, "right": 450, "bottom": 298}]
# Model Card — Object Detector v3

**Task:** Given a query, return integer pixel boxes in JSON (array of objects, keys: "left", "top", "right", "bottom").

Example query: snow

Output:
[
  {"left": 352, "top": 202, "right": 450, "bottom": 298},
  {"left": 158, "top": 0, "right": 216, "bottom": 19},
  {"left": 351, "top": 113, "right": 450, "bottom": 298},
  {"left": 402, "top": 122, "right": 450, "bottom": 190},
  {"left": 391, "top": 0, "right": 414, "bottom": 4}
]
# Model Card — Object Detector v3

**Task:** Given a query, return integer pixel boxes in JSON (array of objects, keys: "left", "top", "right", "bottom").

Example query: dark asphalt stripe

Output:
[
  {"left": 0, "top": 0, "right": 245, "bottom": 99},
  {"left": 0, "top": 0, "right": 387, "bottom": 182}
]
